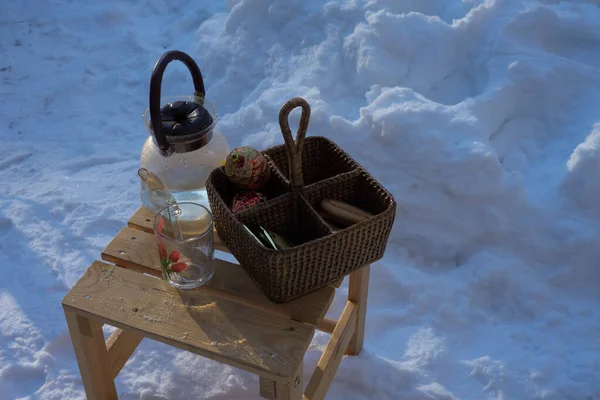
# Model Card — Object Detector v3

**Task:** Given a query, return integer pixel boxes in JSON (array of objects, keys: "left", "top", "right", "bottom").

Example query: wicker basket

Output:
[{"left": 206, "top": 97, "right": 396, "bottom": 302}]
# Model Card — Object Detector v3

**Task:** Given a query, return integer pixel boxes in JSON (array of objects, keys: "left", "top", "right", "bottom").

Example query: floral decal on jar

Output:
[{"left": 156, "top": 217, "right": 189, "bottom": 275}]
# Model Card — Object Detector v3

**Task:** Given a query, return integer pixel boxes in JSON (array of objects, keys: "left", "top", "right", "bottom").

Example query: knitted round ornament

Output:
[
  {"left": 224, "top": 146, "right": 270, "bottom": 190},
  {"left": 232, "top": 191, "right": 267, "bottom": 213}
]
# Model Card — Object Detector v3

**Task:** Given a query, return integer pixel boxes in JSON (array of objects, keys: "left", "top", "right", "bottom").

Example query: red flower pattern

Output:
[
  {"left": 170, "top": 262, "right": 188, "bottom": 273},
  {"left": 158, "top": 242, "right": 167, "bottom": 259},
  {"left": 156, "top": 218, "right": 188, "bottom": 275}
]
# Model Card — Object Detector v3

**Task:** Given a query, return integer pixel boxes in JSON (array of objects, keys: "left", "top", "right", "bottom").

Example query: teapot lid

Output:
[{"left": 159, "top": 100, "right": 213, "bottom": 137}]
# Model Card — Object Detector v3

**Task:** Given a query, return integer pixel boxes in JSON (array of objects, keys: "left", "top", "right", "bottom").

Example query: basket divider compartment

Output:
[
  {"left": 207, "top": 163, "right": 289, "bottom": 212},
  {"left": 304, "top": 170, "right": 392, "bottom": 223},
  {"left": 234, "top": 192, "right": 334, "bottom": 302},
  {"left": 236, "top": 193, "right": 331, "bottom": 250},
  {"left": 262, "top": 161, "right": 290, "bottom": 201}
]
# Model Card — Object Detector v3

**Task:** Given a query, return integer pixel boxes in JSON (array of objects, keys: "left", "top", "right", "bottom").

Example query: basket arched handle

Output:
[
  {"left": 279, "top": 97, "right": 311, "bottom": 188},
  {"left": 149, "top": 50, "right": 207, "bottom": 157}
]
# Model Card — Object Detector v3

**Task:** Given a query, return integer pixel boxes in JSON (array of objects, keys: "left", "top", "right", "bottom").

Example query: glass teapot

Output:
[{"left": 139, "top": 50, "right": 230, "bottom": 214}]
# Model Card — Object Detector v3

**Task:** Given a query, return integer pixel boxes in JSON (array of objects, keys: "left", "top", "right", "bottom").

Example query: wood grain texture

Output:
[
  {"left": 105, "top": 328, "right": 144, "bottom": 379},
  {"left": 346, "top": 265, "right": 370, "bottom": 355},
  {"left": 315, "top": 318, "right": 337, "bottom": 335},
  {"left": 304, "top": 301, "right": 356, "bottom": 400},
  {"left": 63, "top": 261, "right": 314, "bottom": 381},
  {"left": 63, "top": 310, "right": 117, "bottom": 400},
  {"left": 275, "top": 362, "right": 303, "bottom": 400},
  {"left": 260, "top": 376, "right": 277, "bottom": 400},
  {"left": 127, "top": 206, "right": 158, "bottom": 234},
  {"left": 260, "top": 363, "right": 303, "bottom": 400},
  {"left": 101, "top": 227, "right": 335, "bottom": 326}
]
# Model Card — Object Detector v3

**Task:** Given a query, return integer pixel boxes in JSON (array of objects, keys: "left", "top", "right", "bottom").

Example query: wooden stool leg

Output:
[
  {"left": 106, "top": 328, "right": 143, "bottom": 379},
  {"left": 305, "top": 302, "right": 356, "bottom": 400},
  {"left": 346, "top": 264, "right": 370, "bottom": 355},
  {"left": 259, "top": 376, "right": 277, "bottom": 399},
  {"left": 64, "top": 309, "right": 118, "bottom": 400},
  {"left": 276, "top": 362, "right": 303, "bottom": 400},
  {"left": 259, "top": 363, "right": 303, "bottom": 400}
]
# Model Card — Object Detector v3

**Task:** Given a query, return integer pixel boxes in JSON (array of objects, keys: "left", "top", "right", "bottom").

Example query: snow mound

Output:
[
  {"left": 1, "top": 0, "right": 599, "bottom": 399},
  {"left": 562, "top": 123, "right": 600, "bottom": 215}
]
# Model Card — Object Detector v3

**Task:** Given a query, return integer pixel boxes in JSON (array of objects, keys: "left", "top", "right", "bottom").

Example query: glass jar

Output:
[{"left": 153, "top": 202, "right": 215, "bottom": 289}]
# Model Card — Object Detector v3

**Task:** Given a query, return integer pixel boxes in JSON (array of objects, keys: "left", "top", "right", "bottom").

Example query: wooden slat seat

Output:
[
  {"left": 62, "top": 205, "right": 371, "bottom": 400},
  {"left": 63, "top": 261, "right": 314, "bottom": 381},
  {"left": 101, "top": 226, "right": 335, "bottom": 327}
]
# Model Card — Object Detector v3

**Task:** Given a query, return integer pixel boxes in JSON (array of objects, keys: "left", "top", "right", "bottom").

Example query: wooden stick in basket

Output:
[
  {"left": 279, "top": 97, "right": 311, "bottom": 189},
  {"left": 321, "top": 199, "right": 374, "bottom": 224}
]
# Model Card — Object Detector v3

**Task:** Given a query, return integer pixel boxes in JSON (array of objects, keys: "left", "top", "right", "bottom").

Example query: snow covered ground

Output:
[{"left": 1, "top": 0, "right": 600, "bottom": 398}]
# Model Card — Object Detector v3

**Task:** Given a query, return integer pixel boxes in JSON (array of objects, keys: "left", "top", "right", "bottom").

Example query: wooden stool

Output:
[{"left": 62, "top": 207, "right": 370, "bottom": 400}]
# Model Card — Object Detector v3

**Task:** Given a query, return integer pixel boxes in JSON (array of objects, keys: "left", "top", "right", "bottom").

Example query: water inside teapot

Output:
[{"left": 139, "top": 127, "right": 230, "bottom": 214}]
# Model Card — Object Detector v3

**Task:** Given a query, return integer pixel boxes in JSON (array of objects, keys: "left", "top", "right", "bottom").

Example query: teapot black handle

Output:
[{"left": 149, "top": 50, "right": 206, "bottom": 157}]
